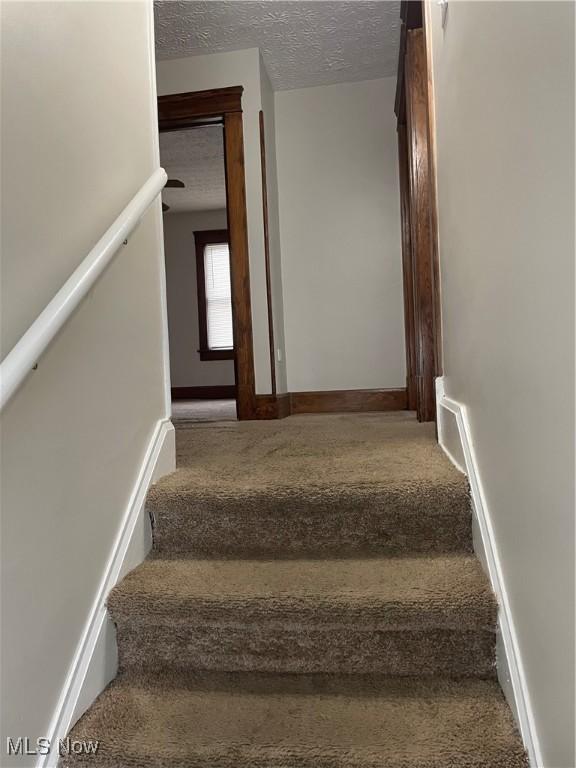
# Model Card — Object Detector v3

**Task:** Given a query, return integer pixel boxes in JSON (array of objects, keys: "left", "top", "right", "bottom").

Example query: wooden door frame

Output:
[
  {"left": 158, "top": 86, "right": 256, "bottom": 420},
  {"left": 397, "top": 122, "right": 418, "bottom": 411},
  {"left": 394, "top": 1, "right": 441, "bottom": 422}
]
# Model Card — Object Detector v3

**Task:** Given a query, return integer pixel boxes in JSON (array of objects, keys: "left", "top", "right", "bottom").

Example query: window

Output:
[{"left": 194, "top": 229, "right": 234, "bottom": 361}]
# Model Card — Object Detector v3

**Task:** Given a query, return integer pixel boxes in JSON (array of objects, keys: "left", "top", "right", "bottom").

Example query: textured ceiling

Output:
[
  {"left": 154, "top": 1, "right": 401, "bottom": 91},
  {"left": 159, "top": 126, "right": 226, "bottom": 213}
]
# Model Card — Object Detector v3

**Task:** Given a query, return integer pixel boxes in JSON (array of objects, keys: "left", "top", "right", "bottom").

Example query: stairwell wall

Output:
[
  {"left": 259, "top": 58, "right": 289, "bottom": 394},
  {"left": 0, "top": 1, "right": 171, "bottom": 764},
  {"left": 426, "top": 2, "right": 575, "bottom": 765}
]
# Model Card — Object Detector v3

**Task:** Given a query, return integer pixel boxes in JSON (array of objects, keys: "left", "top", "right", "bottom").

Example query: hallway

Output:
[{"left": 65, "top": 413, "right": 526, "bottom": 766}]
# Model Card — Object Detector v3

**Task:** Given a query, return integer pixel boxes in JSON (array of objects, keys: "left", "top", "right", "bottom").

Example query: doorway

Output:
[
  {"left": 160, "top": 122, "right": 237, "bottom": 423},
  {"left": 158, "top": 87, "right": 256, "bottom": 421}
]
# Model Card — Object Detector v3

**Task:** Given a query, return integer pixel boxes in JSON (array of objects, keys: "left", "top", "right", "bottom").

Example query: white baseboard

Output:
[
  {"left": 38, "top": 418, "right": 175, "bottom": 768},
  {"left": 435, "top": 378, "right": 542, "bottom": 768}
]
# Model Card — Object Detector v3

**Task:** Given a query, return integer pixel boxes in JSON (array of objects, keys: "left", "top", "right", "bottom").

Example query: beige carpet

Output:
[
  {"left": 152, "top": 413, "right": 472, "bottom": 557},
  {"left": 64, "top": 413, "right": 527, "bottom": 767}
]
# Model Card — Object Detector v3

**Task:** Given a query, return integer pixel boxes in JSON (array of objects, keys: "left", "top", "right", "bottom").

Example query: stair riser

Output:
[
  {"left": 63, "top": 750, "right": 523, "bottom": 768},
  {"left": 150, "top": 503, "right": 473, "bottom": 557},
  {"left": 114, "top": 619, "right": 496, "bottom": 677}
]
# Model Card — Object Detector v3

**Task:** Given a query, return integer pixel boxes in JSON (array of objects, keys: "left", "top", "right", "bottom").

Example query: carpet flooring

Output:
[{"left": 64, "top": 413, "right": 527, "bottom": 767}]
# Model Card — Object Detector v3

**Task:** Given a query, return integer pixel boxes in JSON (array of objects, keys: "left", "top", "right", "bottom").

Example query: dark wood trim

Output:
[
  {"left": 395, "top": 22, "right": 408, "bottom": 124},
  {"left": 252, "top": 394, "right": 290, "bottom": 419},
  {"left": 193, "top": 229, "right": 233, "bottom": 362},
  {"left": 395, "top": 1, "right": 424, "bottom": 122},
  {"left": 259, "top": 110, "right": 277, "bottom": 396},
  {"left": 394, "top": 1, "right": 441, "bottom": 423},
  {"left": 159, "top": 88, "right": 256, "bottom": 420},
  {"left": 401, "top": 0, "right": 423, "bottom": 28},
  {"left": 397, "top": 124, "right": 418, "bottom": 411},
  {"left": 223, "top": 110, "right": 257, "bottom": 419},
  {"left": 290, "top": 389, "right": 407, "bottom": 415},
  {"left": 199, "top": 349, "right": 235, "bottom": 362},
  {"left": 405, "top": 28, "right": 438, "bottom": 422},
  {"left": 158, "top": 87, "right": 243, "bottom": 130},
  {"left": 253, "top": 394, "right": 280, "bottom": 419},
  {"left": 252, "top": 388, "right": 408, "bottom": 419},
  {"left": 172, "top": 385, "right": 236, "bottom": 400}
]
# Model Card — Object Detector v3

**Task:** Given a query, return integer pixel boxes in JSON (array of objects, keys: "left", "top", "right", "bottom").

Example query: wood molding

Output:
[
  {"left": 172, "top": 386, "right": 236, "bottom": 400},
  {"left": 405, "top": 28, "right": 438, "bottom": 422},
  {"left": 395, "top": 2, "right": 441, "bottom": 423},
  {"left": 290, "top": 389, "right": 407, "bottom": 415},
  {"left": 248, "top": 389, "right": 409, "bottom": 420},
  {"left": 253, "top": 394, "right": 291, "bottom": 419},
  {"left": 397, "top": 123, "right": 418, "bottom": 411},
  {"left": 223, "top": 110, "right": 256, "bottom": 420},
  {"left": 198, "top": 349, "right": 235, "bottom": 362},
  {"left": 394, "top": 1, "right": 423, "bottom": 123},
  {"left": 259, "top": 110, "right": 277, "bottom": 395},
  {"left": 394, "top": 19, "right": 408, "bottom": 124},
  {"left": 253, "top": 394, "right": 279, "bottom": 419},
  {"left": 159, "top": 87, "right": 256, "bottom": 421},
  {"left": 158, "top": 86, "right": 243, "bottom": 129},
  {"left": 401, "top": 0, "right": 423, "bottom": 28}
]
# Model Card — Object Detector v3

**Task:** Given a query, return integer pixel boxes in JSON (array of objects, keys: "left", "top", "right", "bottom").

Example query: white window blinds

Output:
[{"left": 204, "top": 243, "right": 233, "bottom": 350}]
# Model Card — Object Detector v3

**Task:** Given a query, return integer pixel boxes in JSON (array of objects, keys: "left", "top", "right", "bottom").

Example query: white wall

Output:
[
  {"left": 0, "top": 1, "right": 169, "bottom": 763},
  {"left": 426, "top": 2, "right": 574, "bottom": 766},
  {"left": 260, "top": 59, "right": 288, "bottom": 394},
  {"left": 163, "top": 209, "right": 235, "bottom": 388},
  {"left": 157, "top": 49, "right": 275, "bottom": 394},
  {"left": 275, "top": 78, "right": 406, "bottom": 392}
]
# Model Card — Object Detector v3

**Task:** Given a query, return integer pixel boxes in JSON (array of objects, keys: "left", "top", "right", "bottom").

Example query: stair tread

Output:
[
  {"left": 149, "top": 417, "right": 472, "bottom": 557},
  {"left": 65, "top": 671, "right": 527, "bottom": 768},
  {"left": 109, "top": 554, "right": 496, "bottom": 629},
  {"left": 170, "top": 413, "right": 466, "bottom": 492},
  {"left": 150, "top": 413, "right": 468, "bottom": 516}
]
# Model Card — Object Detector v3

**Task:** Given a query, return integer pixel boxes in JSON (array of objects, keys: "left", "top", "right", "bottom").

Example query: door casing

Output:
[
  {"left": 395, "top": 2, "right": 442, "bottom": 422},
  {"left": 158, "top": 86, "right": 257, "bottom": 420}
]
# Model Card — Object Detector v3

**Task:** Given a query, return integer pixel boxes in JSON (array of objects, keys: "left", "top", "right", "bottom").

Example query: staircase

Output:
[{"left": 64, "top": 413, "right": 527, "bottom": 767}]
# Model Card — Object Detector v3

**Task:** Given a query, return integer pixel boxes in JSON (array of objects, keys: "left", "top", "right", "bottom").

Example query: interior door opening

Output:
[
  {"left": 158, "top": 87, "right": 256, "bottom": 421},
  {"left": 160, "top": 121, "right": 238, "bottom": 423}
]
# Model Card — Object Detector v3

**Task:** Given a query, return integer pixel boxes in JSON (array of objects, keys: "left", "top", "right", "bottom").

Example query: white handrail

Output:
[{"left": 0, "top": 167, "right": 167, "bottom": 412}]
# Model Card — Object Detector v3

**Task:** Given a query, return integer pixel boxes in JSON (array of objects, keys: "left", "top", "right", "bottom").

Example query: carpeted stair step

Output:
[
  {"left": 148, "top": 415, "right": 472, "bottom": 557},
  {"left": 148, "top": 474, "right": 472, "bottom": 557},
  {"left": 63, "top": 670, "right": 527, "bottom": 768},
  {"left": 148, "top": 483, "right": 473, "bottom": 558},
  {"left": 108, "top": 554, "right": 497, "bottom": 677}
]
